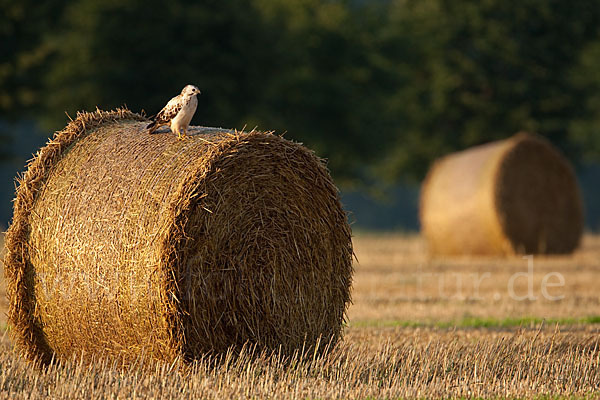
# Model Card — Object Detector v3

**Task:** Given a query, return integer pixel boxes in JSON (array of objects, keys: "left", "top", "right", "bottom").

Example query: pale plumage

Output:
[{"left": 147, "top": 85, "right": 201, "bottom": 140}]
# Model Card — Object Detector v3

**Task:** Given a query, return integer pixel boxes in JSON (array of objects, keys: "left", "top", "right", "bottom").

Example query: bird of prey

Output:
[{"left": 146, "top": 84, "right": 201, "bottom": 140}]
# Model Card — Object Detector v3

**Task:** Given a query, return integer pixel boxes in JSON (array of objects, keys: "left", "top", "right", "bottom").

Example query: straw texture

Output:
[
  {"left": 420, "top": 133, "right": 583, "bottom": 256},
  {"left": 3, "top": 109, "right": 353, "bottom": 365}
]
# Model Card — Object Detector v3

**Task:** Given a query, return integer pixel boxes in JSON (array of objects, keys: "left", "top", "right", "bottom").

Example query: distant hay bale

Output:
[
  {"left": 4, "top": 108, "right": 353, "bottom": 365},
  {"left": 420, "top": 133, "right": 583, "bottom": 256}
]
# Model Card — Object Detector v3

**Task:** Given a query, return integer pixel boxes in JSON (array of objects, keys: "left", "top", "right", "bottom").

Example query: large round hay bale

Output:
[
  {"left": 4, "top": 109, "right": 353, "bottom": 364},
  {"left": 420, "top": 133, "right": 583, "bottom": 256}
]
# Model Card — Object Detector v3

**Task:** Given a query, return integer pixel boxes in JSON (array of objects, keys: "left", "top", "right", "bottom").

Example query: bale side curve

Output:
[
  {"left": 419, "top": 139, "right": 515, "bottom": 255},
  {"left": 3, "top": 108, "right": 145, "bottom": 364}
]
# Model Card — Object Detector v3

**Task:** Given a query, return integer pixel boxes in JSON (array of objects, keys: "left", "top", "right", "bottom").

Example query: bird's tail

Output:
[{"left": 146, "top": 120, "right": 158, "bottom": 134}]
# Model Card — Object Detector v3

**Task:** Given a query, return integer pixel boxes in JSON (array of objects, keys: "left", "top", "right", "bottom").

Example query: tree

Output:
[
  {"left": 570, "top": 38, "right": 600, "bottom": 162},
  {"left": 39, "top": 0, "right": 267, "bottom": 131},
  {"left": 378, "top": 0, "right": 600, "bottom": 180},
  {"left": 34, "top": 0, "right": 399, "bottom": 184},
  {"left": 2, "top": 0, "right": 600, "bottom": 184},
  {"left": 248, "top": 0, "right": 403, "bottom": 184},
  {"left": 0, "top": 0, "right": 70, "bottom": 118},
  {"left": 0, "top": 0, "right": 71, "bottom": 162}
]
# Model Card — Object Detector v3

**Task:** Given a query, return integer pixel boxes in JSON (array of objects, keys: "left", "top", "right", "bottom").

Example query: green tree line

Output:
[{"left": 2, "top": 0, "right": 600, "bottom": 184}]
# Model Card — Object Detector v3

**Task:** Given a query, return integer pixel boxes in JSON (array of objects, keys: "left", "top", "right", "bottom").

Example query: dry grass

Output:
[
  {"left": 350, "top": 233, "right": 600, "bottom": 325},
  {"left": 1, "top": 233, "right": 600, "bottom": 398},
  {"left": 0, "top": 327, "right": 598, "bottom": 399},
  {"left": 0, "top": 234, "right": 6, "bottom": 330}
]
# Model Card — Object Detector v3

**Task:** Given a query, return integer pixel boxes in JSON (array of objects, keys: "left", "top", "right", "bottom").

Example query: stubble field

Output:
[{"left": 0, "top": 233, "right": 599, "bottom": 399}]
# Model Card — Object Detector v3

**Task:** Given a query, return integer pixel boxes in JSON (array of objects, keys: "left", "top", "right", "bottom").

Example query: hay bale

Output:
[
  {"left": 420, "top": 133, "right": 583, "bottom": 256},
  {"left": 4, "top": 108, "right": 353, "bottom": 365}
]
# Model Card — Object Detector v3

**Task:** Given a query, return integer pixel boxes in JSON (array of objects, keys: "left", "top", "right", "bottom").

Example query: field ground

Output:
[
  {"left": 0, "top": 234, "right": 599, "bottom": 398},
  {"left": 350, "top": 234, "right": 600, "bottom": 327}
]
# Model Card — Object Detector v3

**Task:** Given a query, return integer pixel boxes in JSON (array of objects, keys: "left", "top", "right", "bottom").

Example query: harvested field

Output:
[
  {"left": 350, "top": 233, "right": 600, "bottom": 325},
  {"left": 0, "top": 326, "right": 597, "bottom": 399},
  {"left": 1, "top": 232, "right": 600, "bottom": 398}
]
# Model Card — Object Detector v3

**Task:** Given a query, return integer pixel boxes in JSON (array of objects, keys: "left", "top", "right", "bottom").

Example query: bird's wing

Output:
[{"left": 154, "top": 94, "right": 183, "bottom": 124}]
